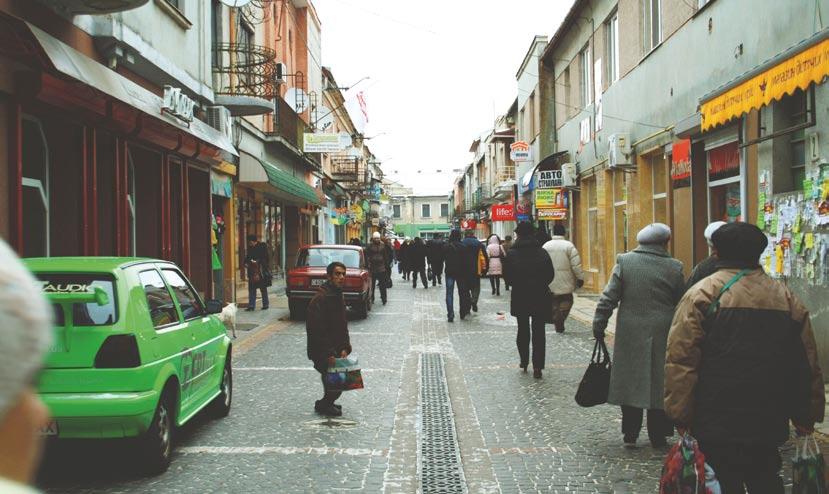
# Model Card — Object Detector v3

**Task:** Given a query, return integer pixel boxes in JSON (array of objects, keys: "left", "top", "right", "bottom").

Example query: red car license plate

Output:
[
  {"left": 38, "top": 420, "right": 58, "bottom": 436},
  {"left": 311, "top": 278, "right": 325, "bottom": 286}
]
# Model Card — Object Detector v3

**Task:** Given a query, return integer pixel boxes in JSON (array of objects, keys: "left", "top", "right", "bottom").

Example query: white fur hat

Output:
[
  {"left": 0, "top": 239, "right": 52, "bottom": 421},
  {"left": 372, "top": 232, "right": 381, "bottom": 239},
  {"left": 704, "top": 221, "right": 727, "bottom": 246}
]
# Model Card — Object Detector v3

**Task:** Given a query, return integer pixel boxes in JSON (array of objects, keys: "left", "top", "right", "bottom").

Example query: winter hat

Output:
[
  {"left": 372, "top": 232, "right": 381, "bottom": 239},
  {"left": 636, "top": 223, "right": 672, "bottom": 245},
  {"left": 514, "top": 221, "right": 535, "bottom": 238},
  {"left": 711, "top": 222, "right": 767, "bottom": 265},
  {"left": 704, "top": 221, "right": 727, "bottom": 247},
  {"left": 0, "top": 239, "right": 52, "bottom": 422}
]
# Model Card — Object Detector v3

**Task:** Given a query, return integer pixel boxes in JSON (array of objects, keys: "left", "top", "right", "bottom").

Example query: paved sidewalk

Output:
[{"left": 569, "top": 291, "right": 615, "bottom": 335}]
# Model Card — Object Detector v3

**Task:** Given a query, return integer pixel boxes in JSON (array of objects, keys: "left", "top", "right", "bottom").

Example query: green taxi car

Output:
[{"left": 24, "top": 257, "right": 233, "bottom": 473}]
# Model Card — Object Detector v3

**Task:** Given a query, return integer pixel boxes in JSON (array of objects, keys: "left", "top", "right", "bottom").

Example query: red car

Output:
[{"left": 286, "top": 245, "right": 373, "bottom": 320}]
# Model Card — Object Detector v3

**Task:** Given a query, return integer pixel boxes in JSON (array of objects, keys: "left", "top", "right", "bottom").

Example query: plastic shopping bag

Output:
[
  {"left": 324, "top": 357, "right": 364, "bottom": 392},
  {"left": 792, "top": 434, "right": 827, "bottom": 494},
  {"left": 659, "top": 432, "right": 721, "bottom": 494}
]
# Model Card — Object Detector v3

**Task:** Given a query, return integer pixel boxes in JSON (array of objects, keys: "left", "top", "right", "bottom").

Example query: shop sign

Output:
[
  {"left": 537, "top": 208, "right": 567, "bottom": 220},
  {"left": 161, "top": 85, "right": 195, "bottom": 123},
  {"left": 350, "top": 204, "right": 365, "bottom": 223},
  {"left": 537, "top": 170, "right": 563, "bottom": 189},
  {"left": 515, "top": 198, "right": 530, "bottom": 222},
  {"left": 535, "top": 188, "right": 568, "bottom": 209},
  {"left": 671, "top": 138, "right": 691, "bottom": 188},
  {"left": 461, "top": 219, "right": 477, "bottom": 230},
  {"left": 510, "top": 141, "right": 532, "bottom": 162},
  {"left": 701, "top": 37, "right": 829, "bottom": 131},
  {"left": 303, "top": 133, "right": 351, "bottom": 153},
  {"left": 491, "top": 204, "right": 515, "bottom": 222}
]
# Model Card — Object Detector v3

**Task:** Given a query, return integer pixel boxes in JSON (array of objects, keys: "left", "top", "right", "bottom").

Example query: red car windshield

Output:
[{"left": 298, "top": 248, "right": 361, "bottom": 269}]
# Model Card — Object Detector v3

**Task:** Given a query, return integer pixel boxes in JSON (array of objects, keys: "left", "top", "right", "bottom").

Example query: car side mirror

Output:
[{"left": 205, "top": 299, "right": 223, "bottom": 315}]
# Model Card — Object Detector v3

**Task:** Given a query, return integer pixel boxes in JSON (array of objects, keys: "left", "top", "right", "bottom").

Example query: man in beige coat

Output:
[{"left": 541, "top": 224, "right": 584, "bottom": 333}]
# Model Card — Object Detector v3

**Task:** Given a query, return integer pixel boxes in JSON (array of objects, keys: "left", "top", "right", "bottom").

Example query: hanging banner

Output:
[
  {"left": 535, "top": 188, "right": 568, "bottom": 220},
  {"left": 537, "top": 170, "right": 563, "bottom": 189},
  {"left": 671, "top": 138, "right": 692, "bottom": 188},
  {"left": 491, "top": 204, "right": 515, "bottom": 222},
  {"left": 510, "top": 141, "right": 532, "bottom": 162},
  {"left": 461, "top": 219, "right": 477, "bottom": 230}
]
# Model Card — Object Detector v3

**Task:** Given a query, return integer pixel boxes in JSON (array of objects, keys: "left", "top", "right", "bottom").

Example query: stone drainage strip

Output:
[{"left": 419, "top": 352, "right": 467, "bottom": 493}]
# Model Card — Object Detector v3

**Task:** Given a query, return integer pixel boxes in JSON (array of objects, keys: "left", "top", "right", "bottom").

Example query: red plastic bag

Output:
[{"left": 660, "top": 433, "right": 720, "bottom": 494}]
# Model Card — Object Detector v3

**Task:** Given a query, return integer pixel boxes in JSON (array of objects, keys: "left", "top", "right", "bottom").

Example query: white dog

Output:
[{"left": 217, "top": 303, "right": 238, "bottom": 338}]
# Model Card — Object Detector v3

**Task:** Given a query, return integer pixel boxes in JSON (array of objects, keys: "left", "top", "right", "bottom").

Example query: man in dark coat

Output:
[
  {"left": 443, "top": 229, "right": 472, "bottom": 322},
  {"left": 244, "top": 234, "right": 270, "bottom": 311},
  {"left": 502, "top": 235, "right": 513, "bottom": 291},
  {"left": 685, "top": 221, "right": 726, "bottom": 290},
  {"left": 666, "top": 223, "right": 825, "bottom": 491},
  {"left": 366, "top": 232, "right": 390, "bottom": 305},
  {"left": 408, "top": 237, "right": 429, "bottom": 289},
  {"left": 398, "top": 238, "right": 412, "bottom": 280},
  {"left": 426, "top": 234, "right": 446, "bottom": 286},
  {"left": 306, "top": 262, "right": 352, "bottom": 417},
  {"left": 461, "top": 230, "right": 487, "bottom": 312},
  {"left": 503, "top": 222, "right": 555, "bottom": 378}
]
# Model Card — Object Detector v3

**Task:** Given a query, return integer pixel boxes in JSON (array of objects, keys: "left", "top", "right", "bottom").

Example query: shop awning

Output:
[
  {"left": 25, "top": 22, "right": 238, "bottom": 157},
  {"left": 700, "top": 28, "right": 829, "bottom": 131},
  {"left": 261, "top": 161, "right": 320, "bottom": 205}
]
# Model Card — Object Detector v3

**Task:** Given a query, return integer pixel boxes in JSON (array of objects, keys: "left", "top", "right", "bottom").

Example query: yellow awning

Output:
[{"left": 700, "top": 33, "right": 829, "bottom": 131}]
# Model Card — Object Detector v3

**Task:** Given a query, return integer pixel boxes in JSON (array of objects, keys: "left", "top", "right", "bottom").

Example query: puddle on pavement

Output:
[{"left": 302, "top": 418, "right": 359, "bottom": 429}]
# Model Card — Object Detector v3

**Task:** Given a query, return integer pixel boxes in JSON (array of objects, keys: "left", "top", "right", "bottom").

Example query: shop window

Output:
[
  {"left": 651, "top": 154, "right": 668, "bottom": 225},
  {"left": 188, "top": 168, "right": 211, "bottom": 296},
  {"left": 643, "top": 0, "right": 662, "bottom": 53},
  {"left": 772, "top": 88, "right": 810, "bottom": 193},
  {"left": 129, "top": 146, "right": 162, "bottom": 258},
  {"left": 43, "top": 117, "right": 83, "bottom": 256},
  {"left": 21, "top": 117, "right": 49, "bottom": 257},
  {"left": 707, "top": 141, "right": 742, "bottom": 223},
  {"left": 96, "top": 132, "right": 117, "bottom": 256},
  {"left": 580, "top": 46, "right": 592, "bottom": 107},
  {"left": 613, "top": 171, "right": 627, "bottom": 254},
  {"left": 440, "top": 203, "right": 449, "bottom": 217},
  {"left": 586, "top": 178, "right": 599, "bottom": 269},
  {"left": 606, "top": 12, "right": 620, "bottom": 84}
]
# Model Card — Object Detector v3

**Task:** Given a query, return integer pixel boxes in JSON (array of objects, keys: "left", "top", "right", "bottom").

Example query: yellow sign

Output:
[
  {"left": 701, "top": 37, "right": 829, "bottom": 131},
  {"left": 535, "top": 188, "right": 567, "bottom": 209}
]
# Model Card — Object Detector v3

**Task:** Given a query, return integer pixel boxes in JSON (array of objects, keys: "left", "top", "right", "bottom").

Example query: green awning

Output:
[{"left": 261, "top": 161, "right": 320, "bottom": 205}]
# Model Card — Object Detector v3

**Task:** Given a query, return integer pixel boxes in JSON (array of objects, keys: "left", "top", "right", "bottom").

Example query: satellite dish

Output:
[
  {"left": 219, "top": 0, "right": 252, "bottom": 7},
  {"left": 315, "top": 105, "right": 335, "bottom": 132},
  {"left": 285, "top": 87, "right": 309, "bottom": 114}
]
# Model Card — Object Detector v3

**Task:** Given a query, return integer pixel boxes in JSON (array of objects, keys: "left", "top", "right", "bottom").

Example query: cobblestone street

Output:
[{"left": 39, "top": 281, "right": 819, "bottom": 493}]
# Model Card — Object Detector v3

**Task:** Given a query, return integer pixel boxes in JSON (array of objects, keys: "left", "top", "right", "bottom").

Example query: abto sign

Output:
[
  {"left": 491, "top": 204, "right": 515, "bottom": 222},
  {"left": 162, "top": 85, "right": 195, "bottom": 123},
  {"left": 461, "top": 219, "right": 477, "bottom": 230}
]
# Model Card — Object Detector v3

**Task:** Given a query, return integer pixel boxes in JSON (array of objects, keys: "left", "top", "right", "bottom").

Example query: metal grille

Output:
[{"left": 420, "top": 353, "right": 466, "bottom": 493}]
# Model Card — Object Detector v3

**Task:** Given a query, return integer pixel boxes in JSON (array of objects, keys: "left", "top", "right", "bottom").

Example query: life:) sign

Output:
[
  {"left": 491, "top": 204, "right": 515, "bottom": 222},
  {"left": 537, "top": 170, "right": 563, "bottom": 189},
  {"left": 162, "top": 85, "right": 195, "bottom": 123}
]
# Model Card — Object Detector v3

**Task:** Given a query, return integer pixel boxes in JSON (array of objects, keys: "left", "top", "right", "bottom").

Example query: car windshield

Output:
[
  {"left": 35, "top": 274, "right": 118, "bottom": 327},
  {"left": 298, "top": 248, "right": 361, "bottom": 269}
]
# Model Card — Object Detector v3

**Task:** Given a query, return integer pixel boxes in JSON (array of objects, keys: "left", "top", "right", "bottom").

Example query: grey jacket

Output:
[{"left": 593, "top": 244, "right": 684, "bottom": 409}]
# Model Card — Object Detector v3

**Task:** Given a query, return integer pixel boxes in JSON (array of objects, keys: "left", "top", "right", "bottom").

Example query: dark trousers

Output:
[
  {"left": 448, "top": 276, "right": 471, "bottom": 318},
  {"left": 697, "top": 441, "right": 783, "bottom": 494},
  {"left": 412, "top": 267, "right": 427, "bottom": 288},
  {"left": 489, "top": 276, "right": 501, "bottom": 294},
  {"left": 430, "top": 262, "right": 444, "bottom": 285},
  {"left": 516, "top": 315, "right": 546, "bottom": 369},
  {"left": 468, "top": 277, "right": 481, "bottom": 307},
  {"left": 317, "top": 372, "right": 342, "bottom": 406},
  {"left": 247, "top": 281, "right": 269, "bottom": 309},
  {"left": 620, "top": 406, "right": 672, "bottom": 441},
  {"left": 371, "top": 271, "right": 387, "bottom": 303}
]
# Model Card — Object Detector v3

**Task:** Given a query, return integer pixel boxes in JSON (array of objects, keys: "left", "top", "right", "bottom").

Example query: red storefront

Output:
[{"left": 1, "top": 13, "right": 237, "bottom": 297}]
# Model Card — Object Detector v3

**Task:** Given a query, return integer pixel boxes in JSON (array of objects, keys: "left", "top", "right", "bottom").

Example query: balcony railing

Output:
[
  {"left": 212, "top": 43, "right": 276, "bottom": 115},
  {"left": 330, "top": 158, "right": 360, "bottom": 182}
]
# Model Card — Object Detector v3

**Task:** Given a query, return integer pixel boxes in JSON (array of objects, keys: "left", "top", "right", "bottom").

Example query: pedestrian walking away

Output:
[
  {"left": 665, "top": 222, "right": 825, "bottom": 493},
  {"left": 408, "top": 237, "right": 429, "bottom": 289},
  {"left": 366, "top": 232, "right": 390, "bottom": 305},
  {"left": 501, "top": 235, "right": 513, "bottom": 291},
  {"left": 244, "top": 234, "right": 270, "bottom": 311},
  {"left": 462, "top": 230, "right": 487, "bottom": 312},
  {"left": 305, "top": 262, "right": 353, "bottom": 417},
  {"left": 485, "top": 234, "right": 505, "bottom": 296},
  {"left": 684, "top": 220, "right": 726, "bottom": 290},
  {"left": 382, "top": 235, "right": 395, "bottom": 289},
  {"left": 0, "top": 239, "right": 54, "bottom": 494},
  {"left": 503, "top": 221, "right": 555, "bottom": 379},
  {"left": 426, "top": 234, "right": 446, "bottom": 286},
  {"left": 542, "top": 224, "right": 585, "bottom": 333},
  {"left": 399, "top": 237, "right": 412, "bottom": 280},
  {"left": 443, "top": 229, "right": 472, "bottom": 322},
  {"left": 592, "top": 223, "right": 684, "bottom": 448}
]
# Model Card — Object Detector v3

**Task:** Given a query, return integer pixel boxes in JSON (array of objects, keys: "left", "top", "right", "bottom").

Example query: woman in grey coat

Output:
[{"left": 592, "top": 223, "right": 685, "bottom": 448}]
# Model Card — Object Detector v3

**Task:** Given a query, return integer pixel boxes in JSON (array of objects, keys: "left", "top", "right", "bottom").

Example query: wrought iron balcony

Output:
[
  {"left": 212, "top": 43, "right": 276, "bottom": 116},
  {"left": 330, "top": 158, "right": 360, "bottom": 182}
]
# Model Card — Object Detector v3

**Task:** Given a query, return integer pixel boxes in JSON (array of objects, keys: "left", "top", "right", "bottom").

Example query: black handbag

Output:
[{"left": 575, "top": 339, "right": 611, "bottom": 407}]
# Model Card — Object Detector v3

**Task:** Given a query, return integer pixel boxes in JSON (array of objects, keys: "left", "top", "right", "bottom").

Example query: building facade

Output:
[{"left": 388, "top": 194, "right": 451, "bottom": 239}]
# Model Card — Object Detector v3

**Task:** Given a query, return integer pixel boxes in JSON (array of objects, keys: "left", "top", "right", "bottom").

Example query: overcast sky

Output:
[{"left": 313, "top": 0, "right": 575, "bottom": 196}]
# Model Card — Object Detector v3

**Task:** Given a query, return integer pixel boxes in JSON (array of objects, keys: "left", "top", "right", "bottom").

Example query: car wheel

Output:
[
  {"left": 140, "top": 390, "right": 175, "bottom": 474},
  {"left": 209, "top": 357, "right": 232, "bottom": 418},
  {"left": 289, "top": 299, "right": 306, "bottom": 320}
]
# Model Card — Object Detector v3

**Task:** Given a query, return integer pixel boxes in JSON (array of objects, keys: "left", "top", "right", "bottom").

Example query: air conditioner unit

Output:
[
  {"left": 608, "top": 133, "right": 632, "bottom": 168},
  {"left": 274, "top": 63, "right": 287, "bottom": 84},
  {"left": 560, "top": 162, "right": 577, "bottom": 188},
  {"left": 206, "top": 106, "right": 233, "bottom": 140}
]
